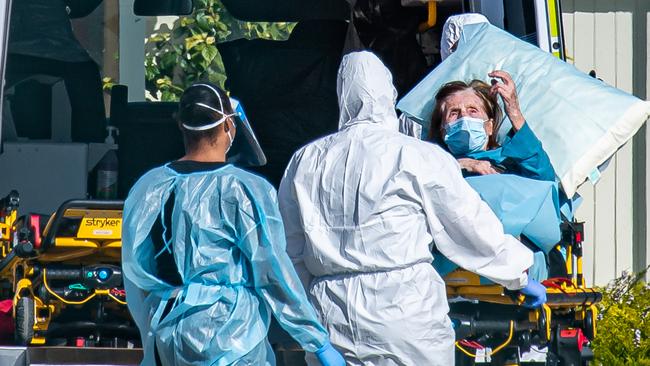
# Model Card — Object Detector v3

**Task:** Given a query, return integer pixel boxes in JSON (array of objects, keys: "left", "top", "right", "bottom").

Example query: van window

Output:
[{"left": 503, "top": 0, "right": 538, "bottom": 45}]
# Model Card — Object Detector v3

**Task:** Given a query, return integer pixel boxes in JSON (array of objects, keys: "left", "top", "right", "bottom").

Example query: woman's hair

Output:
[
  {"left": 176, "top": 82, "right": 234, "bottom": 148},
  {"left": 429, "top": 80, "right": 502, "bottom": 150}
]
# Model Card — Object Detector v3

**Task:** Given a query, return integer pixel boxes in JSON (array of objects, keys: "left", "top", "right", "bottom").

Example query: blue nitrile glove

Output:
[
  {"left": 520, "top": 279, "right": 547, "bottom": 308},
  {"left": 315, "top": 341, "right": 345, "bottom": 366}
]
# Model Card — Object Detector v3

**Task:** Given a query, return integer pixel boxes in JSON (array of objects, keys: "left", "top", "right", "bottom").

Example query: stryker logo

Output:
[{"left": 84, "top": 218, "right": 120, "bottom": 228}]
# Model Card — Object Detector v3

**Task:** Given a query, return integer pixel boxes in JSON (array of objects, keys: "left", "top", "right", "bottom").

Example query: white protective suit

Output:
[{"left": 278, "top": 51, "right": 534, "bottom": 365}]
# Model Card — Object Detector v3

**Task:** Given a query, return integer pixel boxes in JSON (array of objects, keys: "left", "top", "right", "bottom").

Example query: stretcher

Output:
[
  {"left": 446, "top": 220, "right": 601, "bottom": 365},
  {"left": 394, "top": 19, "right": 650, "bottom": 366},
  {"left": 0, "top": 191, "right": 138, "bottom": 346}
]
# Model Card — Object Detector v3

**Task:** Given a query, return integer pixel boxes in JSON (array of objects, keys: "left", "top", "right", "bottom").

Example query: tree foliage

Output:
[{"left": 144, "top": 0, "right": 294, "bottom": 101}]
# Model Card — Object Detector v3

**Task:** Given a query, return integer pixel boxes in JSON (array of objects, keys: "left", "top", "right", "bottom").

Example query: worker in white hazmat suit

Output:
[{"left": 278, "top": 51, "right": 546, "bottom": 365}]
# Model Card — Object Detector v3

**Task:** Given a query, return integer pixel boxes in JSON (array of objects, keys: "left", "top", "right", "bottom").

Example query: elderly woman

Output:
[{"left": 429, "top": 70, "right": 555, "bottom": 181}]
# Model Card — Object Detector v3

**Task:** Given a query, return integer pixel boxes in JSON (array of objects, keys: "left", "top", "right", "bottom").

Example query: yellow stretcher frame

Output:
[
  {"left": 0, "top": 198, "right": 128, "bottom": 346},
  {"left": 446, "top": 220, "right": 600, "bottom": 363}
]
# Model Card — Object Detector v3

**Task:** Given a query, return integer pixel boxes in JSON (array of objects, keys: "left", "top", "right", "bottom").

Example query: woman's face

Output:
[{"left": 440, "top": 89, "right": 494, "bottom": 143}]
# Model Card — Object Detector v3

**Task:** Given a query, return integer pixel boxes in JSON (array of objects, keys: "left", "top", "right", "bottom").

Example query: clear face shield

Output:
[
  {"left": 226, "top": 98, "right": 267, "bottom": 167},
  {"left": 182, "top": 83, "right": 267, "bottom": 167}
]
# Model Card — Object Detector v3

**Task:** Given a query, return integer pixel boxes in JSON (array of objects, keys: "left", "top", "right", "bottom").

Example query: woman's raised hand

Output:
[{"left": 488, "top": 70, "right": 525, "bottom": 130}]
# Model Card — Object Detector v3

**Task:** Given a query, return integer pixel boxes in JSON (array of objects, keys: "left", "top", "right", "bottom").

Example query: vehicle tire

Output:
[{"left": 15, "top": 296, "right": 34, "bottom": 346}]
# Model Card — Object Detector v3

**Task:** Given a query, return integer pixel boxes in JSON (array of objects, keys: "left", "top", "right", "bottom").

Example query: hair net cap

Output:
[
  {"left": 398, "top": 22, "right": 650, "bottom": 197},
  {"left": 440, "top": 13, "right": 489, "bottom": 61}
]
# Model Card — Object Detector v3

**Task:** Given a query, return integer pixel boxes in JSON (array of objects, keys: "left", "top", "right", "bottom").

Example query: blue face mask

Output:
[{"left": 443, "top": 116, "right": 488, "bottom": 156}]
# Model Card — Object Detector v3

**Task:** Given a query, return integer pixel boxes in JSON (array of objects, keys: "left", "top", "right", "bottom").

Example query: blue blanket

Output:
[{"left": 434, "top": 174, "right": 560, "bottom": 281}]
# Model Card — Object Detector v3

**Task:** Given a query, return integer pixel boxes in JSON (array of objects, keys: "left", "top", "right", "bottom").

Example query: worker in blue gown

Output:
[
  {"left": 121, "top": 82, "right": 345, "bottom": 366},
  {"left": 428, "top": 70, "right": 555, "bottom": 182}
]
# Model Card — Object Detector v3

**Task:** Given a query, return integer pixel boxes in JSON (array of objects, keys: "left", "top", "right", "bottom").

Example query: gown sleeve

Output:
[
  {"left": 500, "top": 122, "right": 556, "bottom": 181},
  {"left": 234, "top": 179, "right": 328, "bottom": 353}
]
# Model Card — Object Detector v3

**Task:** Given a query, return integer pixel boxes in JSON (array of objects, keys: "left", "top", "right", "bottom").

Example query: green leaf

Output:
[
  {"left": 196, "top": 13, "right": 211, "bottom": 32},
  {"left": 201, "top": 45, "right": 218, "bottom": 64},
  {"left": 160, "top": 52, "right": 177, "bottom": 71},
  {"left": 185, "top": 34, "right": 205, "bottom": 50},
  {"left": 216, "top": 21, "right": 228, "bottom": 32},
  {"left": 161, "top": 90, "right": 176, "bottom": 102},
  {"left": 172, "top": 26, "right": 188, "bottom": 39}
]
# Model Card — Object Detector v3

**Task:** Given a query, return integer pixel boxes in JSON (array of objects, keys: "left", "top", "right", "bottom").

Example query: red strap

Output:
[
  {"left": 0, "top": 299, "right": 13, "bottom": 313},
  {"left": 30, "top": 214, "right": 41, "bottom": 249},
  {"left": 459, "top": 339, "right": 485, "bottom": 349},
  {"left": 542, "top": 277, "right": 576, "bottom": 295}
]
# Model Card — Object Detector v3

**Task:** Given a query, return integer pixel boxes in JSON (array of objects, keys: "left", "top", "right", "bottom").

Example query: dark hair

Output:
[
  {"left": 177, "top": 82, "right": 234, "bottom": 149},
  {"left": 429, "top": 80, "right": 502, "bottom": 150}
]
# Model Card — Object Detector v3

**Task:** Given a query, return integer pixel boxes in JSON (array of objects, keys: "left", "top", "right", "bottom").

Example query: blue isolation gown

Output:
[
  {"left": 122, "top": 164, "right": 328, "bottom": 366},
  {"left": 467, "top": 122, "right": 581, "bottom": 220},
  {"left": 464, "top": 122, "right": 556, "bottom": 182}
]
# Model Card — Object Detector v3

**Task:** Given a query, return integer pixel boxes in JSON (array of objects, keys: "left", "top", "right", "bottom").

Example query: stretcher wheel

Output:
[
  {"left": 519, "top": 331, "right": 531, "bottom": 352},
  {"left": 583, "top": 309, "right": 595, "bottom": 341},
  {"left": 14, "top": 296, "right": 34, "bottom": 346},
  {"left": 538, "top": 309, "right": 549, "bottom": 342}
]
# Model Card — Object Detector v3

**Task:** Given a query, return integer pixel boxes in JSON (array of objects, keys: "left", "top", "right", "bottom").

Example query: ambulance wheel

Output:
[{"left": 15, "top": 296, "right": 34, "bottom": 346}]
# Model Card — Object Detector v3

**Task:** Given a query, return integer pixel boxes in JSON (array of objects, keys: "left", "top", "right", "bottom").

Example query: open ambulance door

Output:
[{"left": 532, "top": 0, "right": 565, "bottom": 60}]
